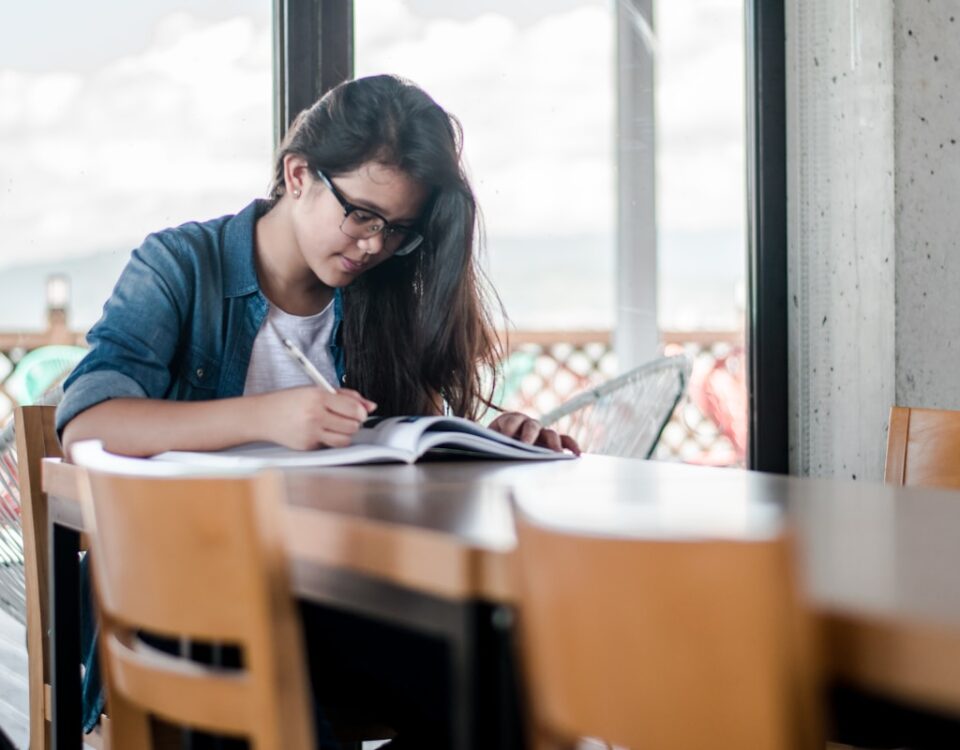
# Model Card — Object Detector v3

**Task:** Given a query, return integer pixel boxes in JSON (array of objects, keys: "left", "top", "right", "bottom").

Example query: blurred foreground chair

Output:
[
  {"left": 512, "top": 498, "right": 820, "bottom": 750},
  {"left": 539, "top": 355, "right": 689, "bottom": 459},
  {"left": 74, "top": 446, "right": 315, "bottom": 749},
  {"left": 884, "top": 405, "right": 960, "bottom": 488}
]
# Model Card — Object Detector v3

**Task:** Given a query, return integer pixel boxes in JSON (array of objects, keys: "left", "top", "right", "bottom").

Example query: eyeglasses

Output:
[{"left": 316, "top": 170, "right": 424, "bottom": 257}]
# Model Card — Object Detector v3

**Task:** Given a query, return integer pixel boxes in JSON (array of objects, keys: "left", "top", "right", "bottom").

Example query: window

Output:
[
  {"left": 356, "top": 0, "right": 617, "bottom": 334},
  {"left": 356, "top": 0, "right": 748, "bottom": 464},
  {"left": 0, "top": 0, "right": 272, "bottom": 413}
]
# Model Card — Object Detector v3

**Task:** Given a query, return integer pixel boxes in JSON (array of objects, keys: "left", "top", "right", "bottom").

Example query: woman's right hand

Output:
[{"left": 259, "top": 386, "right": 377, "bottom": 450}]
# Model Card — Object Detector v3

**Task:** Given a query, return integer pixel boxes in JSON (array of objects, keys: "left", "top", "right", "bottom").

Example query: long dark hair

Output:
[{"left": 269, "top": 75, "right": 502, "bottom": 419}]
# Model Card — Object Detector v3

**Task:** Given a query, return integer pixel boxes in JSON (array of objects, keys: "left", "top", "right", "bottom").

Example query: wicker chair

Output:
[
  {"left": 540, "top": 354, "right": 690, "bottom": 459},
  {"left": 0, "top": 420, "right": 25, "bottom": 621}
]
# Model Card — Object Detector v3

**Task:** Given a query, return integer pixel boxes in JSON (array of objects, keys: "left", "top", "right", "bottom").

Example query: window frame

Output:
[
  {"left": 275, "top": 0, "right": 790, "bottom": 472},
  {"left": 273, "top": 0, "right": 353, "bottom": 143},
  {"left": 745, "top": 0, "right": 788, "bottom": 473}
]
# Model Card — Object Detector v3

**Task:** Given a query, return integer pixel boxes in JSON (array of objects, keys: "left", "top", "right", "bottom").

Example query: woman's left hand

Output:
[{"left": 488, "top": 411, "right": 581, "bottom": 455}]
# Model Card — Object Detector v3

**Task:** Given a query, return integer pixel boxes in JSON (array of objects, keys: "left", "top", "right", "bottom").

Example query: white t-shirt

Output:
[{"left": 243, "top": 300, "right": 338, "bottom": 396}]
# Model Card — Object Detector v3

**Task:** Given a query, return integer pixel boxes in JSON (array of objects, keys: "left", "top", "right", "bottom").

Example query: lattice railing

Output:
[
  {"left": 0, "top": 321, "right": 746, "bottom": 467},
  {"left": 496, "top": 329, "right": 745, "bottom": 467}
]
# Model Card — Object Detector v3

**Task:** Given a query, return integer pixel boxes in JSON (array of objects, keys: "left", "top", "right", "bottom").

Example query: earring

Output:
[{"left": 292, "top": 189, "right": 301, "bottom": 198}]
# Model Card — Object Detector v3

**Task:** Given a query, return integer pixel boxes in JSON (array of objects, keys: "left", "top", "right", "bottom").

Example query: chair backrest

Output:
[
  {"left": 13, "top": 405, "right": 62, "bottom": 750},
  {"left": 78, "top": 464, "right": 314, "bottom": 749},
  {"left": 513, "top": 503, "right": 819, "bottom": 750},
  {"left": 539, "top": 355, "right": 690, "bottom": 459},
  {"left": 884, "top": 406, "right": 960, "bottom": 488}
]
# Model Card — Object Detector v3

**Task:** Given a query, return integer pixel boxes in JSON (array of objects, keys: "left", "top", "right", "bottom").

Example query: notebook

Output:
[{"left": 153, "top": 415, "right": 575, "bottom": 469}]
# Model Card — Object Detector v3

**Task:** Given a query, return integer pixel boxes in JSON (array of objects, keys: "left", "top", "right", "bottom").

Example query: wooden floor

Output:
[
  {"left": 0, "top": 608, "right": 28, "bottom": 749},
  {"left": 0, "top": 604, "right": 394, "bottom": 749}
]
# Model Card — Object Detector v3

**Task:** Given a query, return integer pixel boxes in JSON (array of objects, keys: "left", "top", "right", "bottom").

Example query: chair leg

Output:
[
  {"left": 106, "top": 691, "right": 152, "bottom": 749},
  {"left": 532, "top": 732, "right": 570, "bottom": 750}
]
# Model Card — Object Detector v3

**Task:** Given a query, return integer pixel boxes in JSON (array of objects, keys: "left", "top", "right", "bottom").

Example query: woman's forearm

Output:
[{"left": 61, "top": 396, "right": 271, "bottom": 458}]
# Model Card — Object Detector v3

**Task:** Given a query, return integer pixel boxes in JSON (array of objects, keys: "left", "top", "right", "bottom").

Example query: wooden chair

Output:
[
  {"left": 884, "top": 405, "right": 960, "bottom": 488},
  {"left": 76, "top": 462, "right": 315, "bottom": 749},
  {"left": 14, "top": 405, "right": 112, "bottom": 749},
  {"left": 512, "top": 501, "right": 820, "bottom": 750},
  {"left": 14, "top": 405, "right": 61, "bottom": 750}
]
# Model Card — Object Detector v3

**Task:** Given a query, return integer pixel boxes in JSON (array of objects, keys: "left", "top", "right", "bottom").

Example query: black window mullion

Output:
[
  {"left": 745, "top": 0, "right": 788, "bottom": 473},
  {"left": 273, "top": 0, "right": 354, "bottom": 146}
]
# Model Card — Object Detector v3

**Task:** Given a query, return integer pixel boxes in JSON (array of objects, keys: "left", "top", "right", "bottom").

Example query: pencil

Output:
[{"left": 268, "top": 320, "right": 337, "bottom": 394}]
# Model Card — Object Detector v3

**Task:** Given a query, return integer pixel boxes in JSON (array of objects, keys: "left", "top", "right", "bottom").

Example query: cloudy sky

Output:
[{"left": 0, "top": 0, "right": 744, "bottom": 328}]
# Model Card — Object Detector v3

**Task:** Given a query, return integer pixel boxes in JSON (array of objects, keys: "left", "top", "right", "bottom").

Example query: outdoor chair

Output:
[
  {"left": 0, "top": 418, "right": 26, "bottom": 621},
  {"left": 2, "top": 345, "right": 86, "bottom": 408},
  {"left": 539, "top": 354, "right": 690, "bottom": 459},
  {"left": 73, "top": 444, "right": 316, "bottom": 749},
  {"left": 511, "top": 495, "right": 820, "bottom": 750},
  {"left": 885, "top": 405, "right": 960, "bottom": 488}
]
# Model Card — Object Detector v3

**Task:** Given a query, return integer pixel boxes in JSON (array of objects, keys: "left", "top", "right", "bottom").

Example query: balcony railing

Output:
[
  {"left": 0, "top": 319, "right": 746, "bottom": 467},
  {"left": 497, "top": 329, "right": 746, "bottom": 467}
]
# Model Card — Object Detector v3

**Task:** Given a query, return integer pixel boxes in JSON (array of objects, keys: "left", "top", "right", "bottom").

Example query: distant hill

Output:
[
  {"left": 0, "top": 249, "right": 131, "bottom": 331},
  {"left": 0, "top": 230, "right": 743, "bottom": 334}
]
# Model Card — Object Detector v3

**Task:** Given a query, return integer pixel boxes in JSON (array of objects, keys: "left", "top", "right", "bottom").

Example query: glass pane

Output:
[
  {"left": 356, "top": 0, "right": 617, "bottom": 334},
  {"left": 655, "top": 0, "right": 747, "bottom": 466},
  {"left": 355, "top": 0, "right": 617, "bottom": 422},
  {"left": 357, "top": 0, "right": 746, "bottom": 466},
  {"left": 0, "top": 0, "right": 272, "bottom": 334}
]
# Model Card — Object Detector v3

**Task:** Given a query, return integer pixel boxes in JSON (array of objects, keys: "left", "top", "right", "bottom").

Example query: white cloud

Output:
[
  {"left": 0, "top": 12, "right": 272, "bottom": 266},
  {"left": 355, "top": 5, "right": 616, "bottom": 237},
  {"left": 0, "top": 0, "right": 744, "bottom": 293},
  {"left": 656, "top": 0, "right": 746, "bottom": 232},
  {"left": 355, "top": 0, "right": 744, "bottom": 237}
]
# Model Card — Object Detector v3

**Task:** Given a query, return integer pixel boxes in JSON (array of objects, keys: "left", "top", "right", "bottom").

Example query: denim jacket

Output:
[
  {"left": 56, "top": 199, "right": 346, "bottom": 731},
  {"left": 57, "top": 198, "right": 346, "bottom": 435}
]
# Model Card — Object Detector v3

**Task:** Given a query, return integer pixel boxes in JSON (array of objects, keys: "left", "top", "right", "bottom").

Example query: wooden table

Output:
[{"left": 43, "top": 455, "right": 960, "bottom": 748}]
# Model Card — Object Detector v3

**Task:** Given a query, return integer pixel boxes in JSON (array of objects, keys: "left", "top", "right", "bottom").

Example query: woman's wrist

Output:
[{"left": 240, "top": 392, "right": 277, "bottom": 445}]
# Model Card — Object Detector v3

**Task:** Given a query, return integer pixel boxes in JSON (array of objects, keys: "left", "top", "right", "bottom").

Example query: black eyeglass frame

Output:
[{"left": 315, "top": 170, "right": 424, "bottom": 256}]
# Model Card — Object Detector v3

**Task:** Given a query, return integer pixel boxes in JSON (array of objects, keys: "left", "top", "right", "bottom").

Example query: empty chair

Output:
[
  {"left": 884, "top": 405, "right": 960, "bottom": 488},
  {"left": 512, "top": 496, "right": 820, "bottom": 750},
  {"left": 539, "top": 355, "right": 689, "bottom": 459},
  {"left": 12, "top": 405, "right": 63, "bottom": 749},
  {"left": 3, "top": 346, "right": 85, "bottom": 408},
  {"left": 75, "top": 450, "right": 315, "bottom": 749},
  {"left": 0, "top": 392, "right": 69, "bottom": 625}
]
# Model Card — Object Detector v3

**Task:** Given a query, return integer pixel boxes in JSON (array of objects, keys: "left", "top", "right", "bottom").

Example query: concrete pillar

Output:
[
  {"left": 893, "top": 2, "right": 960, "bottom": 410},
  {"left": 786, "top": 0, "right": 896, "bottom": 480},
  {"left": 788, "top": 0, "right": 960, "bottom": 480}
]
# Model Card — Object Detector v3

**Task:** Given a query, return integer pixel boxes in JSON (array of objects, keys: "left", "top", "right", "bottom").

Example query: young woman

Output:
[
  {"left": 59, "top": 74, "right": 577, "bottom": 747},
  {"left": 58, "top": 74, "right": 578, "bottom": 458}
]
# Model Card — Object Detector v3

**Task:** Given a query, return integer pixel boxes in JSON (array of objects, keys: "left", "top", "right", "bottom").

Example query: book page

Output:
[
  {"left": 154, "top": 442, "right": 413, "bottom": 469},
  {"left": 417, "top": 431, "right": 570, "bottom": 460},
  {"left": 351, "top": 416, "right": 507, "bottom": 451},
  {"left": 151, "top": 416, "right": 574, "bottom": 469},
  {"left": 354, "top": 415, "right": 571, "bottom": 460}
]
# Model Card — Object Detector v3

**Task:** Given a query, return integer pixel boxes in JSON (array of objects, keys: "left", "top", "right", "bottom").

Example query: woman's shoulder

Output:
[
  {"left": 132, "top": 200, "right": 262, "bottom": 281},
  {"left": 138, "top": 206, "right": 243, "bottom": 259}
]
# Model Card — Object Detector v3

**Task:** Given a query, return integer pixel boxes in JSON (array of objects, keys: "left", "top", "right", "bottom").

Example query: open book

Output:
[{"left": 153, "top": 415, "right": 575, "bottom": 470}]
